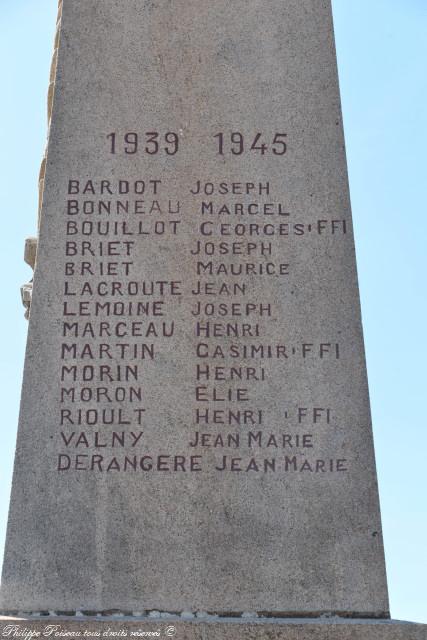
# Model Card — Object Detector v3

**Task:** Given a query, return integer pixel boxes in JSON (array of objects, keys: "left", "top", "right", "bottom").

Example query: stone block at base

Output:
[{"left": 0, "top": 617, "right": 425, "bottom": 640}]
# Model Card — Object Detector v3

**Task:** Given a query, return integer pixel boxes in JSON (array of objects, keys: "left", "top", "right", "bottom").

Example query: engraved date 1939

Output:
[{"left": 107, "top": 131, "right": 179, "bottom": 155}]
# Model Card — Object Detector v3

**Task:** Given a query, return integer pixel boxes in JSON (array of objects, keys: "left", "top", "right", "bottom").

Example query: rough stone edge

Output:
[
  {"left": 22, "top": 0, "right": 62, "bottom": 318},
  {"left": 0, "top": 614, "right": 425, "bottom": 640},
  {"left": 0, "top": 615, "right": 424, "bottom": 626},
  {"left": 0, "top": 610, "right": 391, "bottom": 621},
  {"left": 39, "top": 0, "right": 62, "bottom": 225}
]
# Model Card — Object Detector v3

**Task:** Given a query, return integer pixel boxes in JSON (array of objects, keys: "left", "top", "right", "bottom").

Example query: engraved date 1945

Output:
[{"left": 214, "top": 132, "right": 287, "bottom": 156}]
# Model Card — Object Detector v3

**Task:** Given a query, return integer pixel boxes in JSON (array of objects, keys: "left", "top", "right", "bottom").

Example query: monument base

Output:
[{"left": 0, "top": 616, "right": 425, "bottom": 640}]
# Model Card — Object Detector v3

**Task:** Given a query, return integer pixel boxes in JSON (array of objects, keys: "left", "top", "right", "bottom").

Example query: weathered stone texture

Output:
[
  {"left": 0, "top": 618, "right": 426, "bottom": 640},
  {"left": 3, "top": 0, "right": 391, "bottom": 618}
]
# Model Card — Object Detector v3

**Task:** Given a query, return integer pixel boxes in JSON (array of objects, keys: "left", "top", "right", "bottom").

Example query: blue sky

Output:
[{"left": 0, "top": 0, "right": 425, "bottom": 623}]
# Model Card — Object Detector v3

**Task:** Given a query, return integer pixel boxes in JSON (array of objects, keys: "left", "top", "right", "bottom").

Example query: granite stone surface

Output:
[
  {"left": 0, "top": 618, "right": 426, "bottom": 640},
  {"left": 2, "top": 0, "right": 389, "bottom": 615}
]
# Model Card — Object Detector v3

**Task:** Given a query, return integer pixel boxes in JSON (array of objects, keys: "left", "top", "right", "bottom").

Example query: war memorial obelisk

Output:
[{"left": 1, "top": 1, "right": 425, "bottom": 637}]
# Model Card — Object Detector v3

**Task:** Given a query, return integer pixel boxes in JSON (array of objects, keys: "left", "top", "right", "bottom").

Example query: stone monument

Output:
[{"left": 1, "top": 1, "right": 425, "bottom": 638}]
